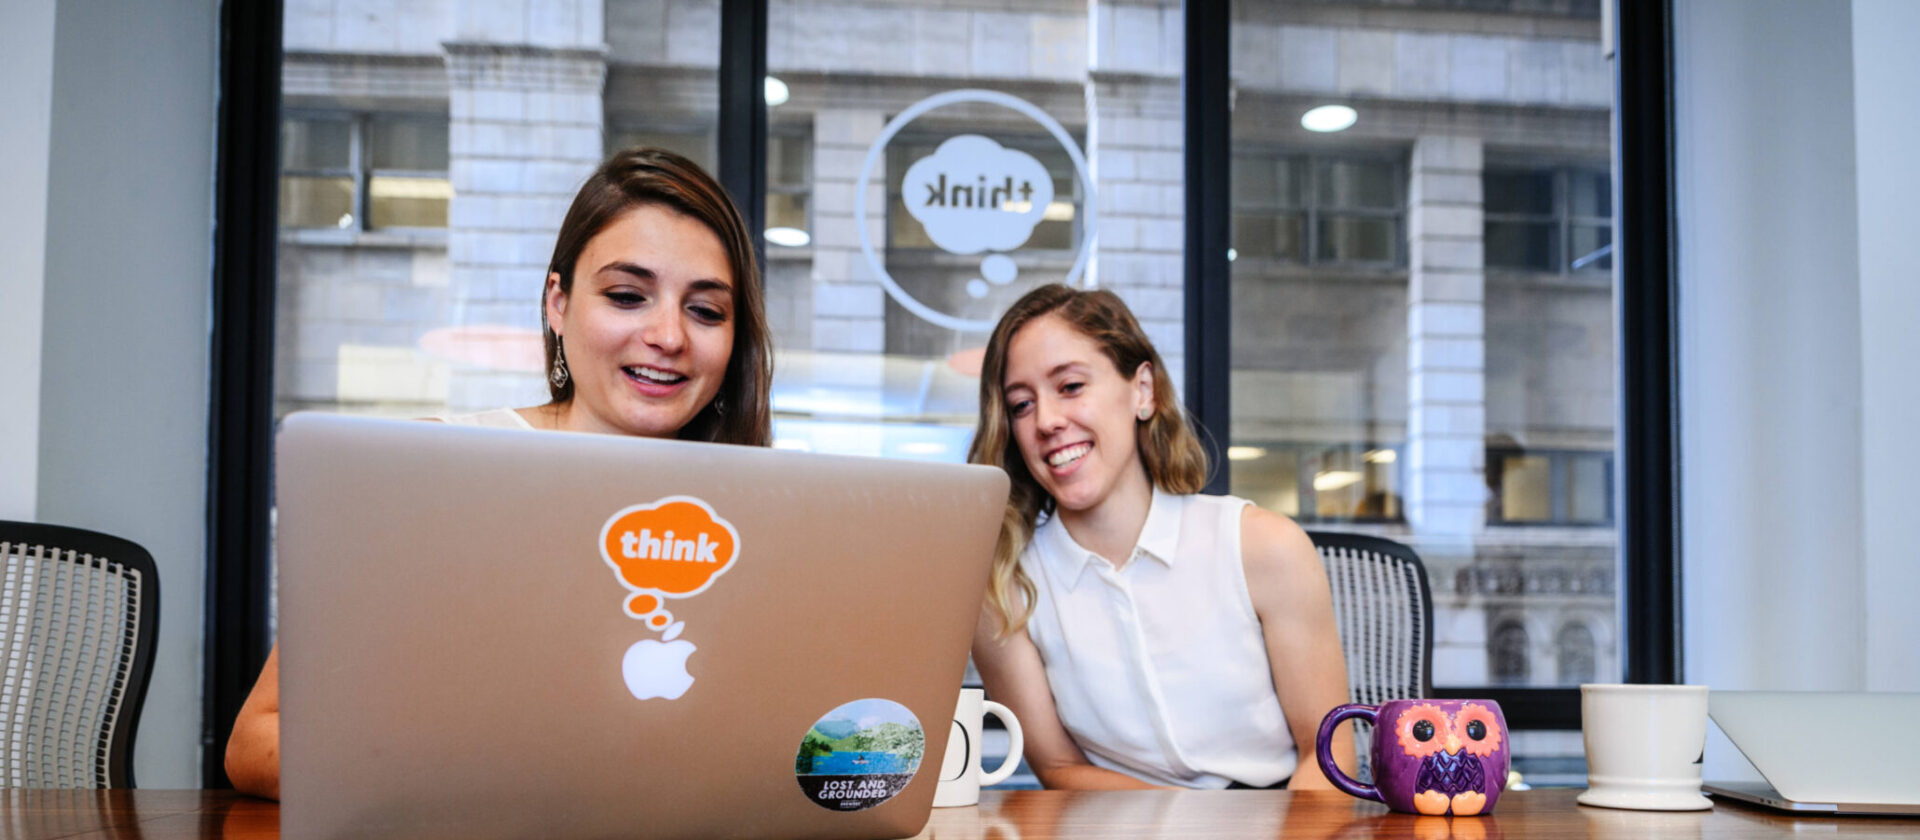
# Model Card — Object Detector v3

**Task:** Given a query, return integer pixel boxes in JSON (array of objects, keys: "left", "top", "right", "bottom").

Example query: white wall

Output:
[
  {"left": 1851, "top": 0, "right": 1920, "bottom": 696},
  {"left": 34, "top": 1, "right": 218, "bottom": 787},
  {"left": 1675, "top": 0, "right": 1920, "bottom": 782},
  {"left": 0, "top": 1, "right": 56, "bottom": 521}
]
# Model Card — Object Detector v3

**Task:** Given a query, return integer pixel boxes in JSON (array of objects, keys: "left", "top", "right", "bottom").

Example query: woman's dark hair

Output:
[{"left": 541, "top": 147, "right": 772, "bottom": 446}]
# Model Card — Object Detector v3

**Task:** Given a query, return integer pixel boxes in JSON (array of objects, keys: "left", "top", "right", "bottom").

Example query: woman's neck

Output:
[{"left": 1055, "top": 462, "right": 1156, "bottom": 569}]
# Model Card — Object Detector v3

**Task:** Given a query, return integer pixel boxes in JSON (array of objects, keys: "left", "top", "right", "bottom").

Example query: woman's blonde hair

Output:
[{"left": 968, "top": 284, "right": 1210, "bottom": 636}]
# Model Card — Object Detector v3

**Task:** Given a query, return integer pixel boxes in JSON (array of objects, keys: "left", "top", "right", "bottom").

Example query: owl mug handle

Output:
[{"left": 1316, "top": 703, "right": 1381, "bottom": 802}]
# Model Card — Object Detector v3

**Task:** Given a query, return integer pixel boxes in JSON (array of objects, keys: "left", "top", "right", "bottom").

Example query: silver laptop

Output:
[
  {"left": 275, "top": 413, "right": 1007, "bottom": 840},
  {"left": 1704, "top": 691, "right": 1920, "bottom": 815}
]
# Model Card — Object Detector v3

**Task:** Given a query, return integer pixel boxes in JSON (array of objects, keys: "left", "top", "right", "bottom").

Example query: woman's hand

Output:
[
  {"left": 1240, "top": 506, "right": 1355, "bottom": 791},
  {"left": 225, "top": 645, "right": 282, "bottom": 800},
  {"left": 970, "top": 612, "right": 1169, "bottom": 791}
]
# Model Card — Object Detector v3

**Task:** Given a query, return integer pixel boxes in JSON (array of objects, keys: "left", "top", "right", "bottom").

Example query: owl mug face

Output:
[{"left": 1317, "top": 698, "right": 1509, "bottom": 815}]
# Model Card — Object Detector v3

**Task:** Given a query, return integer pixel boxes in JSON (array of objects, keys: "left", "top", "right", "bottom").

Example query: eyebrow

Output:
[
  {"left": 597, "top": 261, "right": 733, "bottom": 293},
  {"left": 1005, "top": 361, "right": 1089, "bottom": 392}
]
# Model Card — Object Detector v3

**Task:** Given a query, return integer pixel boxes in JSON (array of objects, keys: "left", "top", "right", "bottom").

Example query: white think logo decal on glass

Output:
[
  {"left": 856, "top": 89, "right": 1097, "bottom": 333},
  {"left": 902, "top": 135, "right": 1053, "bottom": 300}
]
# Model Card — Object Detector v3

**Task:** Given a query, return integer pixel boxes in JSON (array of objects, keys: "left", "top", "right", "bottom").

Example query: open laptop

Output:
[
  {"left": 1704, "top": 691, "right": 1920, "bottom": 815},
  {"left": 275, "top": 413, "right": 1008, "bottom": 840}
]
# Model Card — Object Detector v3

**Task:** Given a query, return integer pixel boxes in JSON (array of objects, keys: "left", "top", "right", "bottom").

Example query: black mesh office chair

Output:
[
  {"left": 0, "top": 521, "right": 160, "bottom": 788},
  {"left": 1307, "top": 531, "right": 1433, "bottom": 782}
]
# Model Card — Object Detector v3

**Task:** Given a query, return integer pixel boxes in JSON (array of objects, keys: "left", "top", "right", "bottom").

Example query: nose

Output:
[
  {"left": 640, "top": 306, "right": 687, "bottom": 354},
  {"left": 1033, "top": 395, "right": 1066, "bottom": 435},
  {"left": 1445, "top": 731, "right": 1462, "bottom": 754}
]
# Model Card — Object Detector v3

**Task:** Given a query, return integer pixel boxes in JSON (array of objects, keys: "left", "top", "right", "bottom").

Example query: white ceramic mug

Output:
[
  {"left": 933, "top": 688, "right": 1024, "bottom": 807},
  {"left": 1577, "top": 683, "right": 1713, "bottom": 811}
]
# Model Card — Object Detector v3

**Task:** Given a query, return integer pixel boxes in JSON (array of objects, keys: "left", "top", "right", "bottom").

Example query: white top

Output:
[
  {"left": 1021, "top": 489, "right": 1297, "bottom": 789},
  {"left": 437, "top": 408, "right": 535, "bottom": 430}
]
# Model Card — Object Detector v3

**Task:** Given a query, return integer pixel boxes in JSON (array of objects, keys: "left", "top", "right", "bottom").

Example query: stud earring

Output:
[
  {"left": 549, "top": 337, "right": 571, "bottom": 389},
  {"left": 1137, "top": 406, "right": 1153, "bottom": 422}
]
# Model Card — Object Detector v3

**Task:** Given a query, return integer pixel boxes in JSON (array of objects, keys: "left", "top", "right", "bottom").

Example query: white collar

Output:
[{"left": 1036, "top": 487, "right": 1185, "bottom": 591}]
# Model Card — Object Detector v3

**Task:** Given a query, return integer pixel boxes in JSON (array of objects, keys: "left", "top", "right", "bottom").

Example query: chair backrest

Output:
[
  {"left": 0, "top": 521, "right": 160, "bottom": 788},
  {"left": 1307, "top": 531, "right": 1433, "bottom": 782}
]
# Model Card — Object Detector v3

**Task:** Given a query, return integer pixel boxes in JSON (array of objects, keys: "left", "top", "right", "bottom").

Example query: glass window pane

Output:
[
  {"left": 1568, "top": 453, "right": 1611, "bottom": 523},
  {"left": 1228, "top": 446, "right": 1301, "bottom": 517},
  {"left": 1233, "top": 157, "right": 1278, "bottom": 205},
  {"left": 1571, "top": 223, "right": 1612, "bottom": 272},
  {"left": 368, "top": 119, "right": 449, "bottom": 171},
  {"left": 1486, "top": 220, "right": 1558, "bottom": 271},
  {"left": 279, "top": 175, "right": 355, "bottom": 228},
  {"left": 1569, "top": 168, "right": 1611, "bottom": 218},
  {"left": 1316, "top": 159, "right": 1397, "bottom": 210},
  {"left": 281, "top": 118, "right": 351, "bottom": 171},
  {"left": 1317, "top": 215, "right": 1396, "bottom": 263},
  {"left": 1497, "top": 453, "right": 1554, "bottom": 521},
  {"left": 368, "top": 175, "right": 450, "bottom": 229},
  {"left": 1484, "top": 169, "right": 1554, "bottom": 215}
]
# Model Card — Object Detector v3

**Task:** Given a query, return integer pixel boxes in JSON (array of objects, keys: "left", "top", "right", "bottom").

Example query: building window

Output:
[
  {"left": 1227, "top": 442, "right": 1402, "bottom": 522},
  {"left": 1232, "top": 153, "right": 1404, "bottom": 266},
  {"left": 280, "top": 114, "right": 450, "bottom": 231},
  {"left": 605, "top": 125, "right": 812, "bottom": 247},
  {"left": 1487, "top": 446, "right": 1614, "bottom": 526},
  {"left": 1556, "top": 623, "right": 1597, "bottom": 685},
  {"left": 1484, "top": 165, "right": 1612, "bottom": 274},
  {"left": 1491, "top": 621, "right": 1531, "bottom": 685}
]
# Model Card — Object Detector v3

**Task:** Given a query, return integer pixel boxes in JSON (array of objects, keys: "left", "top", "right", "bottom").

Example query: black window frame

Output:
[{"left": 209, "top": 0, "right": 1680, "bottom": 777}]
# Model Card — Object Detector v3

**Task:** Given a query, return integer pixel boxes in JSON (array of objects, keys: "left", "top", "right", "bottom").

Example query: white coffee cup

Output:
[
  {"left": 1577, "top": 683, "right": 1713, "bottom": 811},
  {"left": 933, "top": 688, "right": 1024, "bottom": 807}
]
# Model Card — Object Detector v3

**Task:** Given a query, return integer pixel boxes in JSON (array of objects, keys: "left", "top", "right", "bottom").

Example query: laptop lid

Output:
[
  {"left": 276, "top": 413, "right": 1008, "bottom": 840},
  {"left": 1707, "top": 691, "right": 1920, "bottom": 811}
]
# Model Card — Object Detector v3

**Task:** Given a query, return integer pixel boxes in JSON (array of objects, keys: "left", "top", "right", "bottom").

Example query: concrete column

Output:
[
  {"left": 1087, "top": 76, "right": 1186, "bottom": 394},
  {"left": 809, "top": 108, "right": 888, "bottom": 354},
  {"left": 444, "top": 32, "right": 606, "bottom": 411},
  {"left": 1405, "top": 135, "right": 1487, "bottom": 538}
]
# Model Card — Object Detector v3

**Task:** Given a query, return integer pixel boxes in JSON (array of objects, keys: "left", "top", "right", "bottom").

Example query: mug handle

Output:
[
  {"left": 1317, "top": 703, "right": 1381, "bottom": 802},
  {"left": 979, "top": 700, "right": 1024, "bottom": 787}
]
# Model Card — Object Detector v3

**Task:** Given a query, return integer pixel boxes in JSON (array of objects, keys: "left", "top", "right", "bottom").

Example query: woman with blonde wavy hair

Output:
[{"left": 968, "top": 283, "right": 1353, "bottom": 790}]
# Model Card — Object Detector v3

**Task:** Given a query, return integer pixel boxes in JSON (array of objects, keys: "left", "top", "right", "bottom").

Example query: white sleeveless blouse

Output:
[
  {"left": 1020, "top": 489, "right": 1297, "bottom": 788},
  {"left": 436, "top": 408, "right": 535, "bottom": 430}
]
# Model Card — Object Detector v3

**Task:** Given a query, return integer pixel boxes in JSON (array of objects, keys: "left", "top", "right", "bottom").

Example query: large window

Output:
[
  {"left": 1232, "top": 153, "right": 1404, "bottom": 266},
  {"left": 1484, "top": 164, "right": 1613, "bottom": 274},
  {"left": 280, "top": 114, "right": 449, "bottom": 232}
]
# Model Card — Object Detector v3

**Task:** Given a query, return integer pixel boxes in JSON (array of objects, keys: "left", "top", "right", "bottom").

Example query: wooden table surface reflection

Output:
[{"left": 7, "top": 788, "right": 1918, "bottom": 839}]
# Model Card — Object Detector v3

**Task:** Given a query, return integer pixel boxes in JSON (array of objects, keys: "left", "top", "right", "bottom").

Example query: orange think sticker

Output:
[{"left": 599, "top": 496, "right": 741, "bottom": 619}]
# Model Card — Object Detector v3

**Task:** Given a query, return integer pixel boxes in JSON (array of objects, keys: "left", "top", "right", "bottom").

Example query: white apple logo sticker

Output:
[{"left": 622, "top": 621, "right": 695, "bottom": 700}]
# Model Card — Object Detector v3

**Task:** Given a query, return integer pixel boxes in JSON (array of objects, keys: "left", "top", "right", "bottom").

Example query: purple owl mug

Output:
[{"left": 1316, "top": 699, "right": 1509, "bottom": 816}]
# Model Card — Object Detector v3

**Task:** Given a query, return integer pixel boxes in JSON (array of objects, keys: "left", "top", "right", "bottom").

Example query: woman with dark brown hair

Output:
[
  {"left": 968, "top": 283, "right": 1353, "bottom": 791},
  {"left": 225, "top": 147, "right": 772, "bottom": 799}
]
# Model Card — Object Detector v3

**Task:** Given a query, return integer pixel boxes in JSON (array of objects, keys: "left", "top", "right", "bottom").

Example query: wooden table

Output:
[{"left": 7, "top": 788, "right": 1918, "bottom": 839}]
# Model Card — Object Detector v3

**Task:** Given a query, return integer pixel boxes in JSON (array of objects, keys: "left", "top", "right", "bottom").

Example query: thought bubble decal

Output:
[
  {"left": 598, "top": 496, "right": 741, "bottom": 619},
  {"left": 901, "top": 135, "right": 1054, "bottom": 256}
]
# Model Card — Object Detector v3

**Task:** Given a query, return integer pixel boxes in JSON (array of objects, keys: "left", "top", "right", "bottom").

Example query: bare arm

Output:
[
  {"left": 1240, "top": 507, "right": 1355, "bottom": 791},
  {"left": 970, "top": 612, "right": 1169, "bottom": 790},
  {"left": 225, "top": 645, "right": 281, "bottom": 800}
]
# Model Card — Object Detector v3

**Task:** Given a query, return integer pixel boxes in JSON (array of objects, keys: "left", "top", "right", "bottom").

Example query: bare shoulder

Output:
[{"left": 1237, "top": 503, "right": 1331, "bottom": 609}]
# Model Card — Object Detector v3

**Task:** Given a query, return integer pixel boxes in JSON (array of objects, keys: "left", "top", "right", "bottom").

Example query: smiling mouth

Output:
[
  {"left": 624, "top": 366, "right": 687, "bottom": 385},
  {"left": 1047, "top": 442, "right": 1091, "bottom": 468}
]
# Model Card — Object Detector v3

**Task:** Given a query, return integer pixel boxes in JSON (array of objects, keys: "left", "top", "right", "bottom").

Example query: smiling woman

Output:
[
  {"left": 967, "top": 284, "right": 1355, "bottom": 793},
  {"left": 224, "top": 148, "right": 773, "bottom": 801}
]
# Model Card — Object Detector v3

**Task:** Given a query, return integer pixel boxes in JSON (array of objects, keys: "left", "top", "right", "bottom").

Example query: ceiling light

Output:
[
  {"left": 1227, "top": 446, "right": 1267, "bottom": 461},
  {"left": 1313, "top": 470, "right": 1364, "bottom": 492},
  {"left": 766, "top": 226, "right": 810, "bottom": 247},
  {"left": 1301, "top": 104, "right": 1357, "bottom": 133},
  {"left": 1364, "top": 448, "right": 1397, "bottom": 464},
  {"left": 765, "top": 76, "right": 790, "bottom": 107}
]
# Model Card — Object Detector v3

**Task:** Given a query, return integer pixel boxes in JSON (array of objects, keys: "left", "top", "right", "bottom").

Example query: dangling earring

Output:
[
  {"left": 549, "top": 337, "right": 571, "bottom": 389},
  {"left": 710, "top": 392, "right": 727, "bottom": 418},
  {"left": 1137, "top": 406, "right": 1153, "bottom": 422}
]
